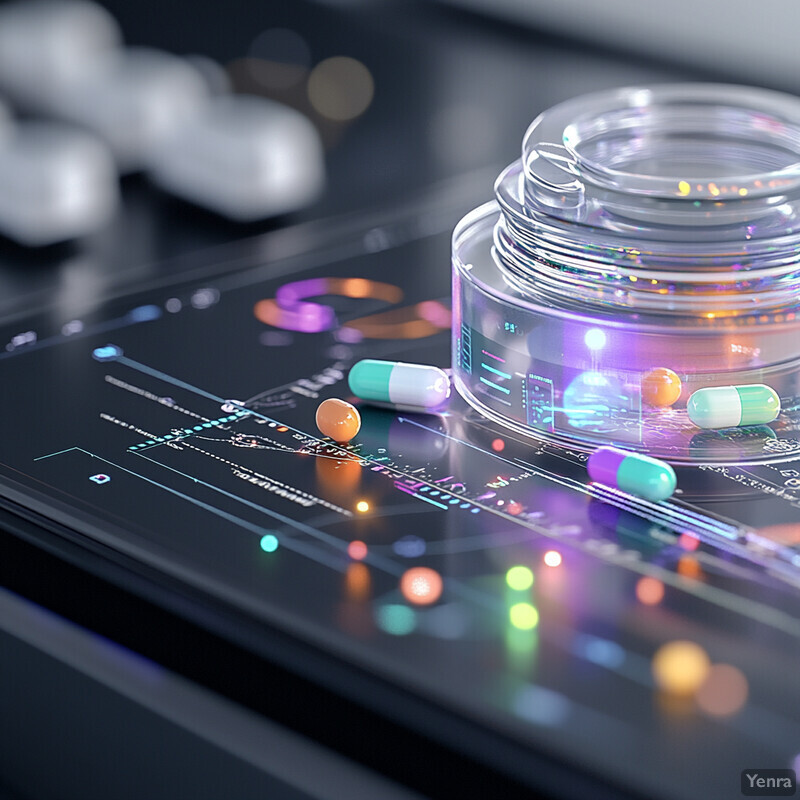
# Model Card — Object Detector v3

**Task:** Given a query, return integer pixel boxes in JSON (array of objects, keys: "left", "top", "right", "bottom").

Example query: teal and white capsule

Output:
[
  {"left": 588, "top": 446, "right": 677, "bottom": 502},
  {"left": 348, "top": 359, "right": 451, "bottom": 412},
  {"left": 687, "top": 384, "right": 780, "bottom": 429}
]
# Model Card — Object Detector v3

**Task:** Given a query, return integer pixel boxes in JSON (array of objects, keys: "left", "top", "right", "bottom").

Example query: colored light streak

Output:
[
  {"left": 652, "top": 640, "right": 710, "bottom": 696},
  {"left": 345, "top": 562, "right": 370, "bottom": 600},
  {"left": 347, "top": 540, "right": 368, "bottom": 561},
  {"left": 254, "top": 277, "right": 403, "bottom": 333},
  {"left": 343, "top": 301, "right": 450, "bottom": 340},
  {"left": 696, "top": 664, "right": 748, "bottom": 717},
  {"left": 479, "top": 376, "right": 510, "bottom": 394},
  {"left": 400, "top": 567, "right": 443, "bottom": 605},
  {"left": 635, "top": 576, "right": 664, "bottom": 606},
  {"left": 543, "top": 550, "right": 562, "bottom": 568},
  {"left": 506, "top": 566, "right": 534, "bottom": 591},
  {"left": 509, "top": 603, "right": 539, "bottom": 630},
  {"left": 260, "top": 534, "right": 279, "bottom": 553},
  {"left": 356, "top": 500, "right": 370, "bottom": 513}
]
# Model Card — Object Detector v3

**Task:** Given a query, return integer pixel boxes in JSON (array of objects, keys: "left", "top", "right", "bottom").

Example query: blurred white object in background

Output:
[
  {"left": 0, "top": 99, "right": 12, "bottom": 144},
  {"left": 436, "top": 0, "right": 800, "bottom": 89},
  {"left": 148, "top": 95, "right": 325, "bottom": 221},
  {"left": 0, "top": 0, "right": 121, "bottom": 111},
  {"left": 0, "top": 122, "right": 119, "bottom": 246},
  {"left": 51, "top": 48, "right": 209, "bottom": 172}
]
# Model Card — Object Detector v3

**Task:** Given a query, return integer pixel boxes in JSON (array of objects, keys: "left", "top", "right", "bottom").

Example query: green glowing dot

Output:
[
  {"left": 260, "top": 534, "right": 279, "bottom": 553},
  {"left": 506, "top": 565, "right": 534, "bottom": 591},
  {"left": 509, "top": 602, "right": 539, "bottom": 630},
  {"left": 375, "top": 604, "right": 416, "bottom": 636}
]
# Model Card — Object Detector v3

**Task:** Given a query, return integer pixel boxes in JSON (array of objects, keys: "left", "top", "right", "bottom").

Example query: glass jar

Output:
[{"left": 452, "top": 84, "right": 800, "bottom": 464}]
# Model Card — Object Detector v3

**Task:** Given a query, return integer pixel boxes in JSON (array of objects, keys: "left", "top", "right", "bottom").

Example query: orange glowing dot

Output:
[
  {"left": 348, "top": 540, "right": 368, "bottom": 560},
  {"left": 678, "top": 533, "right": 700, "bottom": 551},
  {"left": 400, "top": 567, "right": 443, "bottom": 605},
  {"left": 276, "top": 426, "right": 289, "bottom": 432},
  {"left": 636, "top": 576, "right": 665, "bottom": 605},
  {"left": 677, "top": 556, "right": 702, "bottom": 579},
  {"left": 507, "top": 501, "right": 523, "bottom": 516},
  {"left": 696, "top": 664, "right": 748, "bottom": 716},
  {"left": 491, "top": 438, "right": 505, "bottom": 452},
  {"left": 652, "top": 640, "right": 711, "bottom": 695},
  {"left": 316, "top": 398, "right": 361, "bottom": 443},
  {"left": 641, "top": 367, "right": 682, "bottom": 408},
  {"left": 345, "top": 562, "right": 370, "bottom": 599},
  {"left": 356, "top": 500, "right": 370, "bottom": 513},
  {"left": 708, "top": 182, "right": 720, "bottom": 196},
  {"left": 543, "top": 550, "right": 562, "bottom": 568}
]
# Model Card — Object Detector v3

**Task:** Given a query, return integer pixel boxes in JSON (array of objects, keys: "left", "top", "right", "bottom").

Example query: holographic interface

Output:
[{"left": 0, "top": 182, "right": 798, "bottom": 800}]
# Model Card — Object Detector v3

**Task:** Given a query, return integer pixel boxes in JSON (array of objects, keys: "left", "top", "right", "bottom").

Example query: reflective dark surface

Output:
[
  {"left": 0, "top": 185, "right": 799, "bottom": 800},
  {"left": 1, "top": 3, "right": 798, "bottom": 799}
]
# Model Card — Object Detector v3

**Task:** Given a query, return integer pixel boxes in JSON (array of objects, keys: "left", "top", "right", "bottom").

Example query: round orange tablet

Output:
[
  {"left": 316, "top": 398, "right": 361, "bottom": 442},
  {"left": 642, "top": 367, "right": 682, "bottom": 407}
]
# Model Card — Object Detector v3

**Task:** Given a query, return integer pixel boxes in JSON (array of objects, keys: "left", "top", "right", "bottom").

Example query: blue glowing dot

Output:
[
  {"left": 260, "top": 534, "right": 279, "bottom": 553},
  {"left": 128, "top": 305, "right": 162, "bottom": 323},
  {"left": 471, "top": 508, "right": 481, "bottom": 514},
  {"left": 584, "top": 328, "right": 607, "bottom": 350},
  {"left": 572, "top": 634, "right": 626, "bottom": 669},
  {"left": 91, "top": 344, "right": 123, "bottom": 362},
  {"left": 459, "top": 503, "right": 470, "bottom": 509},
  {"left": 429, "top": 491, "right": 440, "bottom": 497},
  {"left": 393, "top": 535, "right": 426, "bottom": 558}
]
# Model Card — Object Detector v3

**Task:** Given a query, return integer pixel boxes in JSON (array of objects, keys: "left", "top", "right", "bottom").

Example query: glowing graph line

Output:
[
  {"left": 96, "top": 353, "right": 800, "bottom": 633},
  {"left": 394, "top": 483, "right": 449, "bottom": 510},
  {"left": 132, "top": 451, "right": 404, "bottom": 576},
  {"left": 33, "top": 446, "right": 344, "bottom": 570}
]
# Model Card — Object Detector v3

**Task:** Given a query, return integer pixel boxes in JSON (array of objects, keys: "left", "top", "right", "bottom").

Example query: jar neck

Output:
[{"left": 493, "top": 84, "right": 800, "bottom": 316}]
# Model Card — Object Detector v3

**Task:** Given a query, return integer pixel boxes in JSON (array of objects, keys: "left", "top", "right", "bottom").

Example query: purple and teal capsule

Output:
[
  {"left": 686, "top": 384, "right": 780, "bottom": 429},
  {"left": 588, "top": 446, "right": 677, "bottom": 502}
]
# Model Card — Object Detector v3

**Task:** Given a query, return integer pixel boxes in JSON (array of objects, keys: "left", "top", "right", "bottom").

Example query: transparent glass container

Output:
[{"left": 452, "top": 84, "right": 800, "bottom": 464}]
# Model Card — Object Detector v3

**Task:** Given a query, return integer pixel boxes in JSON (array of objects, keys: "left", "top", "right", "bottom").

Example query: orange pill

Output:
[
  {"left": 642, "top": 367, "right": 682, "bottom": 407},
  {"left": 316, "top": 398, "right": 361, "bottom": 442}
]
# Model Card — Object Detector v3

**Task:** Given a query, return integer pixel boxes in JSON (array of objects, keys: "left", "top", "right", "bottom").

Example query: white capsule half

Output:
[{"left": 348, "top": 359, "right": 451, "bottom": 412}]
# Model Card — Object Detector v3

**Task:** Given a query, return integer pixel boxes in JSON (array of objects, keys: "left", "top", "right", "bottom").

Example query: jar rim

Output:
[{"left": 523, "top": 83, "right": 800, "bottom": 201}]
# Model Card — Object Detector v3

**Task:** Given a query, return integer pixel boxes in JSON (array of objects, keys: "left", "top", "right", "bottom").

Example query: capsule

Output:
[
  {"left": 348, "top": 359, "right": 450, "bottom": 412},
  {"left": 687, "top": 384, "right": 780, "bottom": 429},
  {"left": 641, "top": 367, "right": 682, "bottom": 408},
  {"left": 316, "top": 398, "right": 361, "bottom": 443},
  {"left": 588, "top": 446, "right": 677, "bottom": 502}
]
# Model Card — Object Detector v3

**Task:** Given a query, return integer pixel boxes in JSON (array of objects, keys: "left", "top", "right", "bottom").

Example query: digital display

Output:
[{"left": 0, "top": 212, "right": 799, "bottom": 799}]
